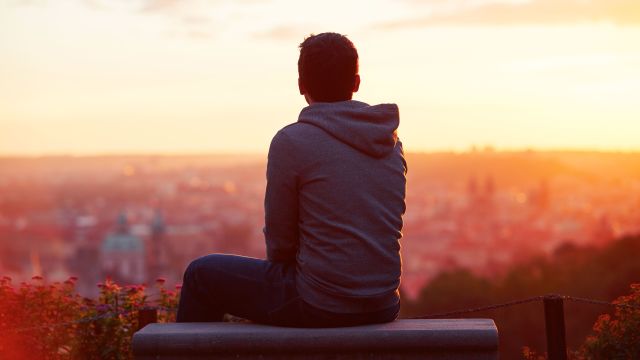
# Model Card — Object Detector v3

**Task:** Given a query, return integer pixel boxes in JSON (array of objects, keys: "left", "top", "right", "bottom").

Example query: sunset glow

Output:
[
  {"left": 3, "top": 3, "right": 640, "bottom": 357},
  {"left": 1, "top": 0, "right": 640, "bottom": 155}
]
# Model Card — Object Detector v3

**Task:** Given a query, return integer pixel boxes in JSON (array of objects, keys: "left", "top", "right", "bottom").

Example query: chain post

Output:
[
  {"left": 137, "top": 307, "right": 158, "bottom": 331},
  {"left": 544, "top": 294, "right": 567, "bottom": 360}
]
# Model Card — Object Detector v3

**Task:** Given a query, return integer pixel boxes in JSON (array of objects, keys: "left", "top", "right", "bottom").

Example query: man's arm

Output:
[{"left": 264, "top": 131, "right": 299, "bottom": 263}]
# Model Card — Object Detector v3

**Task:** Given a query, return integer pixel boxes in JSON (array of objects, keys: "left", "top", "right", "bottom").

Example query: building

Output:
[{"left": 101, "top": 212, "right": 145, "bottom": 284}]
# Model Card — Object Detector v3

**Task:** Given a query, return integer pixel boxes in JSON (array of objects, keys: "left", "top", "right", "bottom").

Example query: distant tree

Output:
[
  {"left": 401, "top": 269, "right": 491, "bottom": 316},
  {"left": 402, "top": 235, "right": 640, "bottom": 359}
]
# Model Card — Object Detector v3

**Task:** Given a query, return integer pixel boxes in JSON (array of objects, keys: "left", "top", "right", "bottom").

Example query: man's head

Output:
[{"left": 298, "top": 32, "right": 360, "bottom": 103}]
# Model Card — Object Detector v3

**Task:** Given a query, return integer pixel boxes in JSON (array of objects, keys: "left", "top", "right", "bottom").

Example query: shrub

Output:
[
  {"left": 580, "top": 283, "right": 640, "bottom": 359},
  {"left": 0, "top": 276, "right": 179, "bottom": 359}
]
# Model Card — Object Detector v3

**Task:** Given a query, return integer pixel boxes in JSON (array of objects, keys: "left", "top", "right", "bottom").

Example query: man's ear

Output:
[
  {"left": 298, "top": 78, "right": 305, "bottom": 95},
  {"left": 353, "top": 75, "right": 360, "bottom": 93}
]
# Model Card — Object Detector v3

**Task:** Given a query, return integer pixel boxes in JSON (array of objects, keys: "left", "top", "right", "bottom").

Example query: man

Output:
[{"left": 177, "top": 32, "right": 407, "bottom": 327}]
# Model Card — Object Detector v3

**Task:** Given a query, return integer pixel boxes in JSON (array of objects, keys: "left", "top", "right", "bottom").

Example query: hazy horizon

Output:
[{"left": 2, "top": 147, "right": 640, "bottom": 159}]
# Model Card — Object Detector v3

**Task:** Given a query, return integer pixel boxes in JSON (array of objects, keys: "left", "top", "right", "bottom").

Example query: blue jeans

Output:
[{"left": 176, "top": 254, "right": 400, "bottom": 327}]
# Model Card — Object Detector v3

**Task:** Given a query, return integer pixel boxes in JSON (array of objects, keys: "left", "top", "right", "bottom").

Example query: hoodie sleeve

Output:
[{"left": 264, "top": 130, "right": 299, "bottom": 263}]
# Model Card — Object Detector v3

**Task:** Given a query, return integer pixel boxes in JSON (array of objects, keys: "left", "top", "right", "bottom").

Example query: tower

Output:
[{"left": 148, "top": 209, "right": 166, "bottom": 281}]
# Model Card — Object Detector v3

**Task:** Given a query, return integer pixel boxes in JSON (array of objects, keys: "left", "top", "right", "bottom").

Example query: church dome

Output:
[
  {"left": 101, "top": 212, "right": 144, "bottom": 252},
  {"left": 102, "top": 232, "right": 143, "bottom": 252}
]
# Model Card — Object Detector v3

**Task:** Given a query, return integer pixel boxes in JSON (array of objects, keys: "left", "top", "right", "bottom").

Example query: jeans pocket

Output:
[{"left": 266, "top": 296, "right": 304, "bottom": 327}]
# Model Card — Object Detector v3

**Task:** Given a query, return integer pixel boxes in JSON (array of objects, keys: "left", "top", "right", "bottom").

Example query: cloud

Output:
[
  {"left": 253, "top": 25, "right": 313, "bottom": 42},
  {"left": 378, "top": 0, "right": 640, "bottom": 29},
  {"left": 139, "top": 0, "right": 185, "bottom": 14},
  {"left": 9, "top": 0, "right": 45, "bottom": 6},
  {"left": 10, "top": 0, "right": 274, "bottom": 41},
  {"left": 187, "top": 30, "right": 214, "bottom": 39},
  {"left": 182, "top": 15, "right": 211, "bottom": 25}
]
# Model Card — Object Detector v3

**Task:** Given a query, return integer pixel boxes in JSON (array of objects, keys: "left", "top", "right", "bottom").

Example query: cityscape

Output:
[
  {"left": 2, "top": 150, "right": 638, "bottom": 299},
  {"left": 3, "top": 0, "right": 640, "bottom": 357}
]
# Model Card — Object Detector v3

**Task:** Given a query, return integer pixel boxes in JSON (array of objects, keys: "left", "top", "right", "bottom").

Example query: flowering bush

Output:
[
  {"left": 580, "top": 283, "right": 640, "bottom": 359},
  {"left": 155, "top": 278, "right": 181, "bottom": 323},
  {"left": 0, "top": 276, "right": 180, "bottom": 359}
]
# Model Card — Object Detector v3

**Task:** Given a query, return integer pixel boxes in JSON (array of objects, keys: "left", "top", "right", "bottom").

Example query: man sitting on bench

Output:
[{"left": 176, "top": 32, "right": 407, "bottom": 327}]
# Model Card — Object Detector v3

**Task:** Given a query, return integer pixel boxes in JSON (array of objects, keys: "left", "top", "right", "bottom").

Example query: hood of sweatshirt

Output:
[{"left": 297, "top": 100, "right": 399, "bottom": 158}]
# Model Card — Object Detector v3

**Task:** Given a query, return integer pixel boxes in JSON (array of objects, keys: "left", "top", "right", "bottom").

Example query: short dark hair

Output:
[{"left": 298, "top": 33, "right": 359, "bottom": 102}]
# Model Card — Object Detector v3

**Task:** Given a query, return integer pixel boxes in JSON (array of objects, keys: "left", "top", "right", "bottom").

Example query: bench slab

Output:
[{"left": 132, "top": 319, "right": 498, "bottom": 359}]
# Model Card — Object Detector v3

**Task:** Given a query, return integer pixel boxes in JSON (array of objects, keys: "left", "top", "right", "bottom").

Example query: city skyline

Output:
[{"left": 2, "top": 151, "right": 639, "bottom": 300}]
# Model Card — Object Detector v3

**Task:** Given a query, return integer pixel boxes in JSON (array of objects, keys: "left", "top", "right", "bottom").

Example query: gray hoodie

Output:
[{"left": 264, "top": 100, "right": 407, "bottom": 313}]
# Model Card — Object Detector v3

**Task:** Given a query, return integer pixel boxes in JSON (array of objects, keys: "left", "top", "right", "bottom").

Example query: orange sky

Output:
[{"left": 1, "top": 0, "right": 639, "bottom": 155}]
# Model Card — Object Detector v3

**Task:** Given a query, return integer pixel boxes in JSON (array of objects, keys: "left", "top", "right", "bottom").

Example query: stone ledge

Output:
[{"left": 132, "top": 319, "right": 498, "bottom": 360}]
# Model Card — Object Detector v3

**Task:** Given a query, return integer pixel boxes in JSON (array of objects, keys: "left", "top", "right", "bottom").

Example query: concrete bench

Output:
[{"left": 132, "top": 319, "right": 498, "bottom": 359}]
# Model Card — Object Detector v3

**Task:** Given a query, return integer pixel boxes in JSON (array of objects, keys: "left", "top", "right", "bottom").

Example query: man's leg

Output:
[
  {"left": 299, "top": 300, "right": 400, "bottom": 328},
  {"left": 176, "top": 254, "right": 298, "bottom": 323}
]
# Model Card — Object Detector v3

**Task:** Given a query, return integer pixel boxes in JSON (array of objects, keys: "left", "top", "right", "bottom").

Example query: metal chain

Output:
[
  {"left": 563, "top": 295, "right": 640, "bottom": 311},
  {"left": 410, "top": 294, "right": 640, "bottom": 319},
  {"left": 6, "top": 294, "right": 640, "bottom": 330},
  {"left": 409, "top": 295, "right": 544, "bottom": 319}
]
